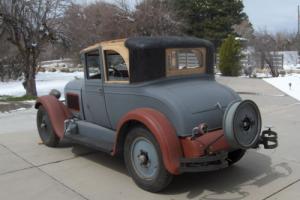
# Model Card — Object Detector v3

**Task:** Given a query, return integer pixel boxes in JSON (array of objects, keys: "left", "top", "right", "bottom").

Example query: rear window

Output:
[{"left": 166, "top": 48, "right": 206, "bottom": 76}]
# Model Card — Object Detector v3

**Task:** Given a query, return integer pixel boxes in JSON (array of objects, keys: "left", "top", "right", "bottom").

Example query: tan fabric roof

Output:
[{"left": 80, "top": 39, "right": 127, "bottom": 54}]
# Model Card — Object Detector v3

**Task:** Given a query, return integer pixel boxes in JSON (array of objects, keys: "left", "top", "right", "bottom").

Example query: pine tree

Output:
[
  {"left": 172, "top": 0, "right": 247, "bottom": 47},
  {"left": 219, "top": 35, "right": 242, "bottom": 76}
]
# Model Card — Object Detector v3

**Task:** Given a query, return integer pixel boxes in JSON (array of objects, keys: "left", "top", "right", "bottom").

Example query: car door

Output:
[{"left": 82, "top": 49, "right": 111, "bottom": 128}]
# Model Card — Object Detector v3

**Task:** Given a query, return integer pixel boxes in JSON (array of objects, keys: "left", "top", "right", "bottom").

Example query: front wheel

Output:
[
  {"left": 124, "top": 126, "right": 173, "bottom": 192},
  {"left": 36, "top": 106, "right": 60, "bottom": 147}
]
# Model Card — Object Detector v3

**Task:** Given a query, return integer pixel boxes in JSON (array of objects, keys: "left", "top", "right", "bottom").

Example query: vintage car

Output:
[{"left": 35, "top": 36, "right": 278, "bottom": 192}]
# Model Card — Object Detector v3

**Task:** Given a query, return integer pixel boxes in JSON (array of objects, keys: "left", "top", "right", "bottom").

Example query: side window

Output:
[
  {"left": 85, "top": 50, "right": 101, "bottom": 79},
  {"left": 104, "top": 50, "right": 129, "bottom": 82}
]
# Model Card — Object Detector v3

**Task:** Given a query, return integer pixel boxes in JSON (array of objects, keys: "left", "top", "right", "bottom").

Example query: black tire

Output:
[
  {"left": 124, "top": 126, "right": 173, "bottom": 192},
  {"left": 36, "top": 106, "right": 60, "bottom": 147},
  {"left": 227, "top": 149, "right": 246, "bottom": 166}
]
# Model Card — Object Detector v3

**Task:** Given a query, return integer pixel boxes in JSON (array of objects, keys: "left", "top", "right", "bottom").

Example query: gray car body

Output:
[{"left": 65, "top": 73, "right": 241, "bottom": 137}]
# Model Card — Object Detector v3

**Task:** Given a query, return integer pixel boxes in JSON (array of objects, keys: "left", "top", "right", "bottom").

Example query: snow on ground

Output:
[
  {"left": 39, "top": 58, "right": 75, "bottom": 68},
  {"left": 0, "top": 72, "right": 83, "bottom": 97},
  {"left": 284, "top": 64, "right": 300, "bottom": 70},
  {"left": 264, "top": 74, "right": 300, "bottom": 101},
  {"left": 1, "top": 70, "right": 299, "bottom": 104},
  {"left": 279, "top": 51, "right": 300, "bottom": 70}
]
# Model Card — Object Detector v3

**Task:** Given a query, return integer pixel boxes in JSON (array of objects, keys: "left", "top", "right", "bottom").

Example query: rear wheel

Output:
[
  {"left": 124, "top": 126, "right": 173, "bottom": 192},
  {"left": 36, "top": 106, "right": 60, "bottom": 147}
]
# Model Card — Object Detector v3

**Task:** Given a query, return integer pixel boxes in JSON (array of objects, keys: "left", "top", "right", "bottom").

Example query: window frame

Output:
[
  {"left": 165, "top": 48, "right": 207, "bottom": 77},
  {"left": 102, "top": 47, "right": 130, "bottom": 84},
  {"left": 84, "top": 50, "right": 102, "bottom": 80}
]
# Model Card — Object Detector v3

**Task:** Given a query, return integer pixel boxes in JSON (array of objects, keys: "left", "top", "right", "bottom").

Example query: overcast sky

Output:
[
  {"left": 77, "top": 0, "right": 300, "bottom": 33},
  {"left": 244, "top": 0, "right": 299, "bottom": 33}
]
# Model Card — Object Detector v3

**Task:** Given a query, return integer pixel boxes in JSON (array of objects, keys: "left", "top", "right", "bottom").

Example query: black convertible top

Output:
[
  {"left": 124, "top": 36, "right": 215, "bottom": 83},
  {"left": 125, "top": 36, "right": 214, "bottom": 50}
]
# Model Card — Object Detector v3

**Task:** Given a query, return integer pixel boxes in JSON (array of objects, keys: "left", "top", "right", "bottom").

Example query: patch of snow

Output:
[
  {"left": 255, "top": 73, "right": 273, "bottom": 78},
  {"left": 264, "top": 74, "right": 300, "bottom": 101},
  {"left": 0, "top": 71, "right": 84, "bottom": 97},
  {"left": 0, "top": 111, "right": 9, "bottom": 116},
  {"left": 240, "top": 72, "right": 273, "bottom": 78},
  {"left": 14, "top": 108, "right": 26, "bottom": 112},
  {"left": 284, "top": 64, "right": 300, "bottom": 70},
  {"left": 39, "top": 58, "right": 74, "bottom": 68},
  {"left": 277, "top": 51, "right": 300, "bottom": 70}
]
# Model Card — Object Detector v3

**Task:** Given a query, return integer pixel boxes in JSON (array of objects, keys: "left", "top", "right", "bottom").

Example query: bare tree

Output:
[
  {"left": 288, "top": 33, "right": 300, "bottom": 52},
  {"left": 0, "top": 32, "right": 22, "bottom": 81},
  {"left": 250, "top": 31, "right": 281, "bottom": 77},
  {"left": 63, "top": 0, "right": 182, "bottom": 60},
  {"left": 63, "top": 1, "right": 136, "bottom": 59},
  {"left": 0, "top": 0, "right": 70, "bottom": 96},
  {"left": 273, "top": 32, "right": 294, "bottom": 51},
  {"left": 133, "top": 0, "right": 181, "bottom": 36},
  {"left": 233, "top": 19, "right": 254, "bottom": 39}
]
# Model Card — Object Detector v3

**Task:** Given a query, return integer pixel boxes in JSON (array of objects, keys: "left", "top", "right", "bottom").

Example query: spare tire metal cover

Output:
[{"left": 223, "top": 100, "right": 262, "bottom": 149}]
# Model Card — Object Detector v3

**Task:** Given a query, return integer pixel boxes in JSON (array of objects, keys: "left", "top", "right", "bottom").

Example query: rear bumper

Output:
[
  {"left": 179, "top": 129, "right": 230, "bottom": 173},
  {"left": 180, "top": 129, "right": 230, "bottom": 159},
  {"left": 179, "top": 151, "right": 228, "bottom": 173},
  {"left": 178, "top": 128, "right": 278, "bottom": 173}
]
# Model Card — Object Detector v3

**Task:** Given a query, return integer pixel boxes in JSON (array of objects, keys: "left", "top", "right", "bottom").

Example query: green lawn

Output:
[{"left": 0, "top": 95, "right": 37, "bottom": 102}]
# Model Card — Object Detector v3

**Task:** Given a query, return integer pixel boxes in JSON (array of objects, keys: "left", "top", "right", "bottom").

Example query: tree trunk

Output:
[
  {"left": 24, "top": 73, "right": 37, "bottom": 96},
  {"left": 264, "top": 57, "right": 279, "bottom": 77},
  {"left": 22, "top": 51, "right": 38, "bottom": 96}
]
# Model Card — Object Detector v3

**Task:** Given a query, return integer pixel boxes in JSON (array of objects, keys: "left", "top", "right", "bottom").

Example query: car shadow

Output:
[
  {"left": 56, "top": 139, "right": 74, "bottom": 148},
  {"left": 163, "top": 150, "right": 292, "bottom": 199},
  {"left": 71, "top": 145, "right": 292, "bottom": 199},
  {"left": 71, "top": 145, "right": 128, "bottom": 174}
]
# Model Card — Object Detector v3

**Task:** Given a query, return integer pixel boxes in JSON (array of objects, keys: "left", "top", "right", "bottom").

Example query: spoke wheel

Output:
[
  {"left": 36, "top": 106, "right": 59, "bottom": 147},
  {"left": 124, "top": 126, "right": 173, "bottom": 192}
]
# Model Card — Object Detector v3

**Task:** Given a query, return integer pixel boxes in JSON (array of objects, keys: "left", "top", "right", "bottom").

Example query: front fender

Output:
[
  {"left": 113, "top": 108, "right": 183, "bottom": 175},
  {"left": 35, "top": 95, "right": 71, "bottom": 139}
]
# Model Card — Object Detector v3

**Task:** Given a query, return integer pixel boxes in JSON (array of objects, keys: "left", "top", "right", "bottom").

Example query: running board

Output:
[{"left": 64, "top": 120, "right": 116, "bottom": 153}]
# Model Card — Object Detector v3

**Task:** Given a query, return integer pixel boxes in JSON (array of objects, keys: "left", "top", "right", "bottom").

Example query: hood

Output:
[{"left": 144, "top": 77, "right": 241, "bottom": 136}]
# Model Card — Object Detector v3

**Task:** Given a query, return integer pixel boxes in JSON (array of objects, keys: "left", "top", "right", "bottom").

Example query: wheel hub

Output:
[
  {"left": 40, "top": 120, "right": 47, "bottom": 129},
  {"left": 137, "top": 151, "right": 150, "bottom": 167},
  {"left": 242, "top": 116, "right": 252, "bottom": 131},
  {"left": 130, "top": 137, "right": 159, "bottom": 179},
  {"left": 39, "top": 114, "right": 51, "bottom": 142}
]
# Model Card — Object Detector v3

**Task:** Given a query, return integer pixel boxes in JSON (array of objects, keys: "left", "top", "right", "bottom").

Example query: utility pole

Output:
[
  {"left": 297, "top": 6, "right": 300, "bottom": 60},
  {"left": 298, "top": 5, "right": 300, "bottom": 36}
]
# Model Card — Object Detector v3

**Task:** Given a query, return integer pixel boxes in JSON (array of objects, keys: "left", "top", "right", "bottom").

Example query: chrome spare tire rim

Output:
[
  {"left": 223, "top": 100, "right": 262, "bottom": 149},
  {"left": 130, "top": 137, "right": 159, "bottom": 180}
]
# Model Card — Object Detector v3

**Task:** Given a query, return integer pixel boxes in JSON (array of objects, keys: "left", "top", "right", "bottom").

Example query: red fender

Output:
[
  {"left": 35, "top": 95, "right": 71, "bottom": 139},
  {"left": 113, "top": 108, "right": 183, "bottom": 175}
]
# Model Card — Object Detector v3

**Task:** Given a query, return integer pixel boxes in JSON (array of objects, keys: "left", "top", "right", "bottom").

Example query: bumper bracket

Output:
[
  {"left": 257, "top": 128, "right": 278, "bottom": 149},
  {"left": 179, "top": 152, "right": 228, "bottom": 173}
]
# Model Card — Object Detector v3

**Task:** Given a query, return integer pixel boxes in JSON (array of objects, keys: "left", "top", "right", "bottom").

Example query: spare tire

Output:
[{"left": 223, "top": 100, "right": 262, "bottom": 149}]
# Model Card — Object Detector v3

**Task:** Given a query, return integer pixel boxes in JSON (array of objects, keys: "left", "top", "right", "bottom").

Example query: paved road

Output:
[{"left": 0, "top": 77, "right": 300, "bottom": 200}]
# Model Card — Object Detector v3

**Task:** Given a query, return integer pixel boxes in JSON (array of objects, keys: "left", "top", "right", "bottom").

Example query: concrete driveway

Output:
[{"left": 0, "top": 77, "right": 299, "bottom": 200}]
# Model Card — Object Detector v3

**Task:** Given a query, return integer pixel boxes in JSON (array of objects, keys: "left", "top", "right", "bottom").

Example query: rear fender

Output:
[
  {"left": 35, "top": 95, "right": 71, "bottom": 139},
  {"left": 113, "top": 108, "right": 183, "bottom": 175}
]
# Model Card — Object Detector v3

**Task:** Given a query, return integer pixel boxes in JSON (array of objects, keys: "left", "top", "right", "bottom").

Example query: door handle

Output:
[{"left": 98, "top": 88, "right": 103, "bottom": 93}]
